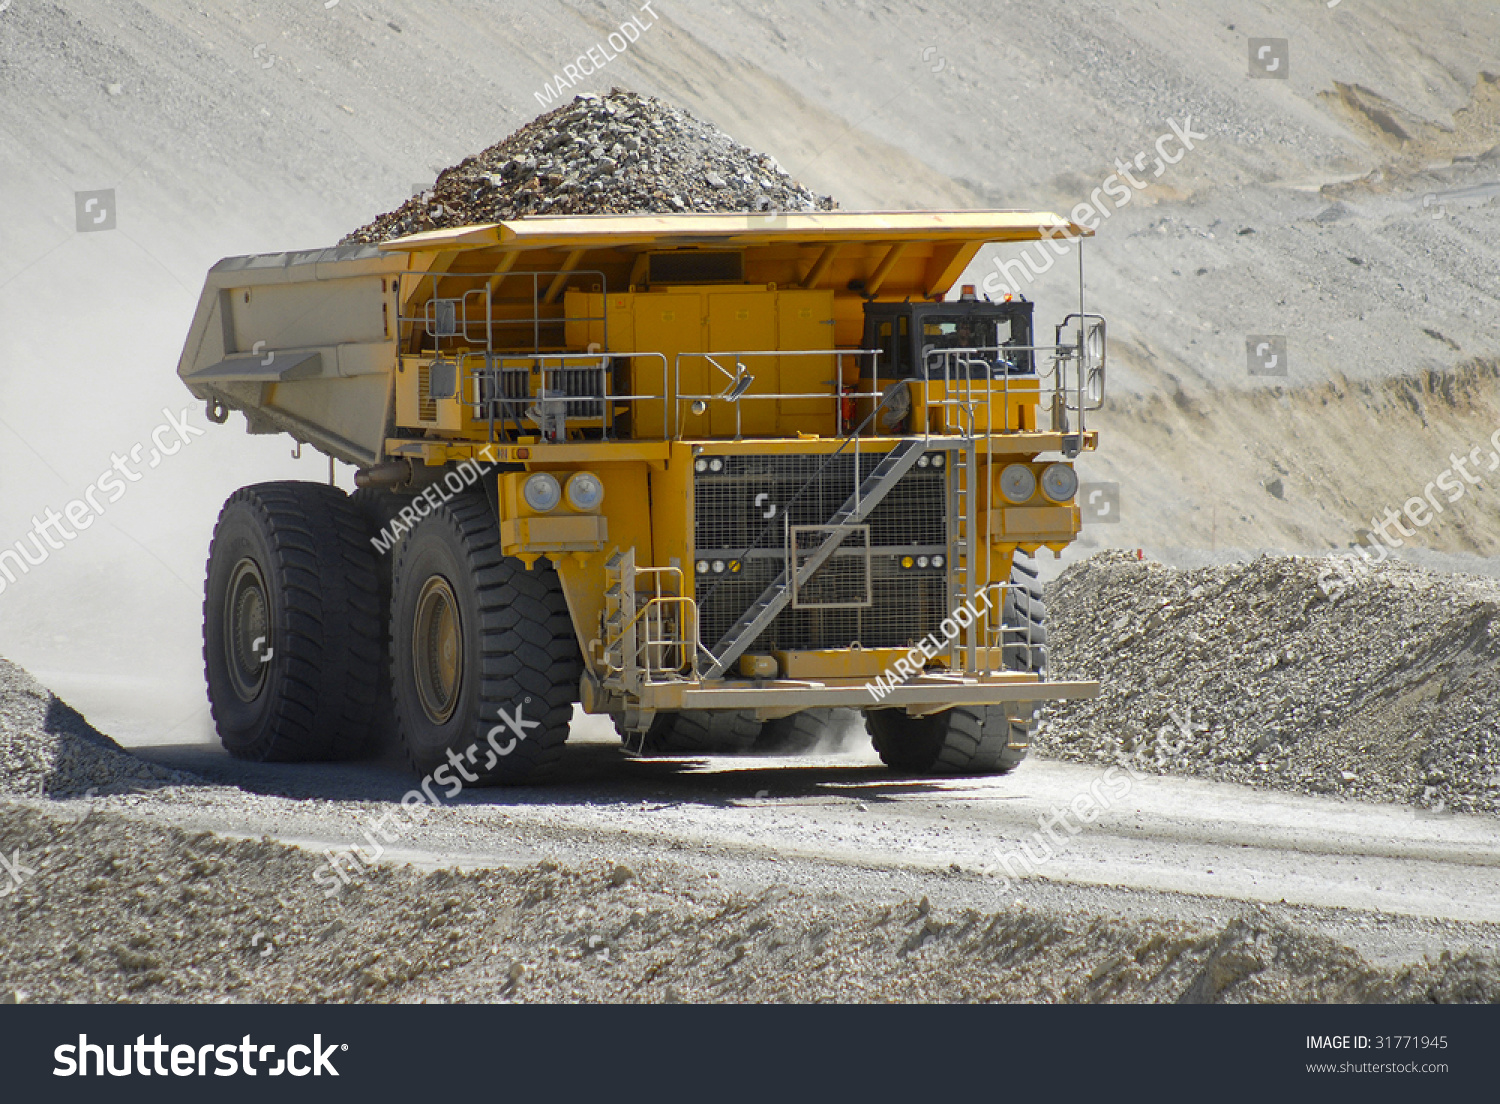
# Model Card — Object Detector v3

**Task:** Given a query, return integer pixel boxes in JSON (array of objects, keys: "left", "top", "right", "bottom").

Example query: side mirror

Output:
[{"left": 1084, "top": 320, "right": 1106, "bottom": 408}]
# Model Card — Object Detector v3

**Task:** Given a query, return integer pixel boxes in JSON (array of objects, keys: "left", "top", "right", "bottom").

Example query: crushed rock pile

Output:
[
  {"left": 1039, "top": 551, "right": 1500, "bottom": 815},
  {"left": 1, "top": 802, "right": 1495, "bottom": 1004},
  {"left": 0, "top": 659, "right": 194, "bottom": 797},
  {"left": 343, "top": 89, "right": 836, "bottom": 244}
]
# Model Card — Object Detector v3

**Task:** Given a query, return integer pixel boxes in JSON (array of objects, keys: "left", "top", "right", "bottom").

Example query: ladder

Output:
[
  {"left": 702, "top": 437, "right": 928, "bottom": 679},
  {"left": 947, "top": 435, "right": 981, "bottom": 674},
  {"left": 941, "top": 357, "right": 982, "bottom": 675},
  {"left": 601, "top": 548, "right": 639, "bottom": 693}
]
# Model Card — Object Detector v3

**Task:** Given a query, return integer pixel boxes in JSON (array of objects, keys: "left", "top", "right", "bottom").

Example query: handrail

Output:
[
  {"left": 922, "top": 333, "right": 1105, "bottom": 446},
  {"left": 458, "top": 350, "right": 670, "bottom": 443},
  {"left": 600, "top": 565, "right": 699, "bottom": 686},
  {"left": 673, "top": 348, "right": 879, "bottom": 440},
  {"left": 395, "top": 269, "right": 611, "bottom": 356}
]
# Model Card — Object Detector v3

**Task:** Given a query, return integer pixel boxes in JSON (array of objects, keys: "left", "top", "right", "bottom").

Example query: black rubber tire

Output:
[
  {"left": 390, "top": 493, "right": 580, "bottom": 784},
  {"left": 204, "top": 482, "right": 382, "bottom": 761},
  {"left": 1002, "top": 554, "right": 1047, "bottom": 677},
  {"left": 351, "top": 487, "right": 410, "bottom": 756},
  {"left": 866, "top": 556, "right": 1045, "bottom": 775},
  {"left": 619, "top": 710, "right": 764, "bottom": 755},
  {"left": 997, "top": 552, "right": 1047, "bottom": 755},
  {"left": 755, "top": 708, "right": 835, "bottom": 753}
]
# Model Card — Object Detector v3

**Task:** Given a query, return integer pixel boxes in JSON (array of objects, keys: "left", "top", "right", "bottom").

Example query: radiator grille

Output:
[
  {"left": 694, "top": 451, "right": 949, "bottom": 651},
  {"left": 418, "top": 363, "right": 436, "bottom": 422},
  {"left": 478, "top": 363, "right": 608, "bottom": 423}
]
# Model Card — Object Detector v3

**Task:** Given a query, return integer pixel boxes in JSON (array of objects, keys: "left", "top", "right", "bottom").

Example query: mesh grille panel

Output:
[
  {"left": 791, "top": 526, "right": 871, "bottom": 609},
  {"left": 694, "top": 451, "right": 949, "bottom": 651},
  {"left": 479, "top": 364, "right": 606, "bottom": 421}
]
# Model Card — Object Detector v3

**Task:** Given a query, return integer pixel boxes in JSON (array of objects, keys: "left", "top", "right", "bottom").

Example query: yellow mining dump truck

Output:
[{"left": 177, "top": 211, "right": 1105, "bottom": 782}]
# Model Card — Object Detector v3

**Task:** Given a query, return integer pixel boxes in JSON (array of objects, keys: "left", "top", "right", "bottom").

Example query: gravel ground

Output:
[
  {"left": 1040, "top": 551, "right": 1500, "bottom": 815},
  {"left": 2, "top": 800, "right": 1495, "bottom": 1005},
  {"left": 2, "top": 655, "right": 1499, "bottom": 1002},
  {"left": 0, "top": 658, "right": 196, "bottom": 798},
  {"left": 342, "top": 89, "right": 836, "bottom": 244}
]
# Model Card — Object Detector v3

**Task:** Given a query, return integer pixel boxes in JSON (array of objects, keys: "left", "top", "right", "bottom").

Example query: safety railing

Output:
[
  {"left": 921, "top": 323, "right": 1106, "bottom": 447},
  {"left": 672, "top": 349, "right": 876, "bottom": 440},
  {"left": 959, "top": 579, "right": 1046, "bottom": 680},
  {"left": 395, "top": 269, "right": 612, "bottom": 355},
  {"left": 600, "top": 564, "right": 701, "bottom": 689},
  {"left": 456, "top": 350, "right": 670, "bottom": 443}
]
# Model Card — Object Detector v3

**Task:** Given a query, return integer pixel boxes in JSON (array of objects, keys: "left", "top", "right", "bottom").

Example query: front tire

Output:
[
  {"left": 866, "top": 557, "right": 1045, "bottom": 775},
  {"left": 390, "top": 494, "right": 580, "bottom": 784}
]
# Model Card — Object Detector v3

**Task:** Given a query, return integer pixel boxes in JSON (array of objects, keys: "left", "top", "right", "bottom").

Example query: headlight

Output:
[
  {"left": 523, "top": 472, "right": 562, "bottom": 512},
  {"left": 709, "top": 458, "right": 724, "bottom": 473},
  {"left": 1040, "top": 463, "right": 1079, "bottom": 503},
  {"left": 930, "top": 453, "right": 944, "bottom": 469},
  {"left": 694, "top": 458, "right": 708, "bottom": 473},
  {"left": 565, "top": 472, "right": 605, "bottom": 511},
  {"left": 999, "top": 464, "right": 1036, "bottom": 504}
]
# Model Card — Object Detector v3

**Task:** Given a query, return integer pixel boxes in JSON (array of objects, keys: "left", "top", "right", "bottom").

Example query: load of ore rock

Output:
[{"left": 342, "top": 88, "right": 837, "bottom": 244}]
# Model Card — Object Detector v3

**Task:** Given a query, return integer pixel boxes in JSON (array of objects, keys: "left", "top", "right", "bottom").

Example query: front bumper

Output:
[{"left": 624, "top": 672, "right": 1097, "bottom": 719}]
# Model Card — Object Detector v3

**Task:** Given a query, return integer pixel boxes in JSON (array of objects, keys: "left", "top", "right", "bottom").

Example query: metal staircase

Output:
[{"left": 702, "top": 437, "right": 929, "bottom": 678}]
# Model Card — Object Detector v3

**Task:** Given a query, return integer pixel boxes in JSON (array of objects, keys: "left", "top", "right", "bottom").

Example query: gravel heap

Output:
[
  {"left": 0, "top": 658, "right": 194, "bottom": 797},
  {"left": 1039, "top": 551, "right": 1500, "bottom": 814},
  {"left": 3, "top": 802, "right": 1494, "bottom": 1004},
  {"left": 343, "top": 89, "right": 837, "bottom": 244}
]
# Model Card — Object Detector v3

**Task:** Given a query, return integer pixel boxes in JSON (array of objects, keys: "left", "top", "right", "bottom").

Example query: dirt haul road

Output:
[{"left": 111, "top": 720, "right": 1500, "bottom": 961}]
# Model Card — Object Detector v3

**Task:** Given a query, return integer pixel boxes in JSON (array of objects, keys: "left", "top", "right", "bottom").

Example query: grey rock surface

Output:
[
  {"left": 343, "top": 89, "right": 836, "bottom": 244},
  {"left": 1042, "top": 551, "right": 1500, "bottom": 815}
]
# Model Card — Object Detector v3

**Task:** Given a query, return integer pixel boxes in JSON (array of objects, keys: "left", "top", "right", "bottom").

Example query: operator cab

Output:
[{"left": 862, "top": 290, "right": 1035, "bottom": 381}]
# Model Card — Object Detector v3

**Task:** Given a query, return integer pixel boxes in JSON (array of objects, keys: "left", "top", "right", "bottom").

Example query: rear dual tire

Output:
[
  {"left": 204, "top": 482, "right": 382, "bottom": 761},
  {"left": 620, "top": 710, "right": 763, "bottom": 755},
  {"left": 205, "top": 482, "right": 580, "bottom": 784}
]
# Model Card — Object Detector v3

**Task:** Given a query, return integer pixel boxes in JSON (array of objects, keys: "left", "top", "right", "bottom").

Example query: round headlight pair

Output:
[
  {"left": 694, "top": 559, "right": 738, "bottom": 575},
  {"left": 999, "top": 463, "right": 1078, "bottom": 504},
  {"left": 523, "top": 471, "right": 604, "bottom": 513}
]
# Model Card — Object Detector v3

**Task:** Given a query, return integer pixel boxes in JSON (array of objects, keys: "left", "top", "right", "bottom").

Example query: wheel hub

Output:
[
  {"left": 412, "top": 575, "right": 463, "bottom": 725},
  {"left": 224, "top": 557, "right": 271, "bottom": 703}
]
